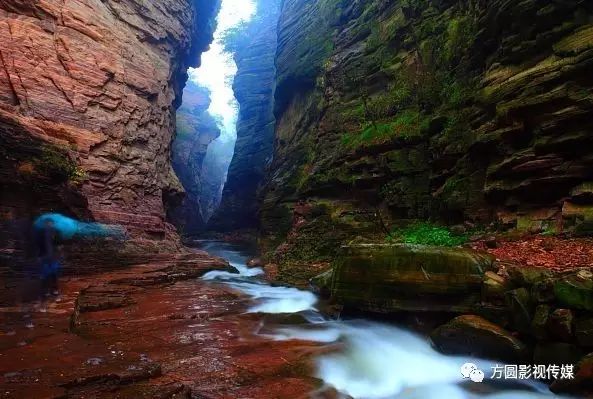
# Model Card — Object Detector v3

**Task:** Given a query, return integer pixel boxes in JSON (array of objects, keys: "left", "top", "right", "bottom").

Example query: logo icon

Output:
[{"left": 461, "top": 362, "right": 485, "bottom": 383}]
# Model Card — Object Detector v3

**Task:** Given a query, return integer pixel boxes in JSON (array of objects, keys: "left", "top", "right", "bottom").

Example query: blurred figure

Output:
[
  {"left": 32, "top": 213, "right": 127, "bottom": 298},
  {"left": 35, "top": 218, "right": 61, "bottom": 297}
]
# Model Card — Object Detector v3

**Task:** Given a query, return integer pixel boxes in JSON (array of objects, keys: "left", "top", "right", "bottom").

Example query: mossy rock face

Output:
[
  {"left": 330, "top": 244, "right": 495, "bottom": 313},
  {"left": 554, "top": 270, "right": 593, "bottom": 311},
  {"left": 506, "top": 265, "right": 554, "bottom": 286},
  {"left": 431, "top": 315, "right": 528, "bottom": 363},
  {"left": 310, "top": 268, "right": 333, "bottom": 298}
]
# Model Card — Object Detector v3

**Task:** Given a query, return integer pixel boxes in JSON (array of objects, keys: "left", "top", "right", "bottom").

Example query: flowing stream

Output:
[{"left": 199, "top": 241, "right": 563, "bottom": 399}]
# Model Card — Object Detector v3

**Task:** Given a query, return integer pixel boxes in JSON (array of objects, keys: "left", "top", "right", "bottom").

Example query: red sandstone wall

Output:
[{"left": 0, "top": 0, "right": 218, "bottom": 241}]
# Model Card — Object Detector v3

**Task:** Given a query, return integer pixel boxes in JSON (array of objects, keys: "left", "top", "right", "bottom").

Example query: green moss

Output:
[
  {"left": 35, "top": 145, "right": 86, "bottom": 184},
  {"left": 444, "top": 16, "right": 477, "bottom": 63},
  {"left": 341, "top": 109, "right": 429, "bottom": 148},
  {"left": 387, "top": 222, "right": 468, "bottom": 247}
]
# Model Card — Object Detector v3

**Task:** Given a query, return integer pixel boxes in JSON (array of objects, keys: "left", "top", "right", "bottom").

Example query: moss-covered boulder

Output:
[
  {"left": 507, "top": 265, "right": 554, "bottom": 286},
  {"left": 330, "top": 244, "right": 494, "bottom": 313},
  {"left": 554, "top": 270, "right": 593, "bottom": 311},
  {"left": 431, "top": 315, "right": 528, "bottom": 362}
]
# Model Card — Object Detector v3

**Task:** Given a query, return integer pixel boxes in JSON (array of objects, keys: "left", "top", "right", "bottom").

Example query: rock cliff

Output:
[
  {"left": 170, "top": 81, "right": 220, "bottom": 235},
  {"left": 208, "top": 0, "right": 281, "bottom": 231},
  {"left": 0, "top": 0, "right": 219, "bottom": 247},
  {"left": 261, "top": 0, "right": 593, "bottom": 276}
]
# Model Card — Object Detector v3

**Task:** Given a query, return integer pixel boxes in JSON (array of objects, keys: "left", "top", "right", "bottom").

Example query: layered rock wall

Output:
[
  {"left": 0, "top": 0, "right": 219, "bottom": 245},
  {"left": 209, "top": 0, "right": 281, "bottom": 231},
  {"left": 170, "top": 82, "right": 220, "bottom": 235},
  {"left": 261, "top": 0, "right": 593, "bottom": 274}
]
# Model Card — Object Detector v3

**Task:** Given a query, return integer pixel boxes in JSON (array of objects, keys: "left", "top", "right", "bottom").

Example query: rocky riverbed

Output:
[{"left": 0, "top": 250, "right": 322, "bottom": 398}]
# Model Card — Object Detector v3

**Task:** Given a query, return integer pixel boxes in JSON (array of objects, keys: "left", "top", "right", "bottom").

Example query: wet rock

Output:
[
  {"left": 310, "top": 268, "right": 333, "bottom": 298},
  {"left": 548, "top": 309, "right": 574, "bottom": 342},
  {"left": 482, "top": 271, "right": 510, "bottom": 300},
  {"left": 114, "top": 382, "right": 193, "bottom": 399},
  {"left": 76, "top": 285, "right": 135, "bottom": 313},
  {"left": 62, "top": 362, "right": 161, "bottom": 389},
  {"left": 431, "top": 315, "right": 528, "bottom": 362},
  {"left": 554, "top": 270, "right": 593, "bottom": 310},
  {"left": 531, "top": 304, "right": 552, "bottom": 341},
  {"left": 247, "top": 258, "right": 264, "bottom": 267},
  {"left": 262, "top": 313, "right": 310, "bottom": 326},
  {"left": 474, "top": 303, "right": 510, "bottom": 329},
  {"left": 263, "top": 263, "right": 279, "bottom": 281},
  {"left": 550, "top": 352, "right": 593, "bottom": 394},
  {"left": 534, "top": 343, "right": 583, "bottom": 367},
  {"left": 331, "top": 244, "right": 494, "bottom": 313},
  {"left": 507, "top": 265, "right": 554, "bottom": 286},
  {"left": 85, "top": 357, "right": 104, "bottom": 366},
  {"left": 576, "top": 317, "right": 593, "bottom": 348},
  {"left": 505, "top": 287, "right": 534, "bottom": 333},
  {"left": 531, "top": 278, "right": 556, "bottom": 303}
]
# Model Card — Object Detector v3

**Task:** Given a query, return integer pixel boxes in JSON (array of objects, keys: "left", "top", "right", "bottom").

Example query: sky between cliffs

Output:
[{"left": 188, "top": 0, "right": 256, "bottom": 139}]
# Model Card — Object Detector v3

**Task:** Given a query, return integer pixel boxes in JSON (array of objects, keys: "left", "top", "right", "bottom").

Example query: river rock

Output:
[
  {"left": 531, "top": 278, "right": 556, "bottom": 303},
  {"left": 482, "top": 271, "right": 510, "bottom": 300},
  {"left": 554, "top": 270, "right": 593, "bottom": 311},
  {"left": 310, "top": 268, "right": 333, "bottom": 299},
  {"left": 247, "top": 258, "right": 264, "bottom": 267},
  {"left": 330, "top": 244, "right": 495, "bottom": 313},
  {"left": 548, "top": 308, "right": 574, "bottom": 342},
  {"left": 507, "top": 265, "right": 554, "bottom": 286},
  {"left": 505, "top": 287, "right": 534, "bottom": 334},
  {"left": 431, "top": 315, "right": 528, "bottom": 362},
  {"left": 531, "top": 304, "right": 552, "bottom": 341}
]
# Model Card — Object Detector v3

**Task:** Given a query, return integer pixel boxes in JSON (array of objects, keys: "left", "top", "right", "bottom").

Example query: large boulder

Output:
[
  {"left": 330, "top": 244, "right": 495, "bottom": 313},
  {"left": 554, "top": 270, "right": 593, "bottom": 311},
  {"left": 431, "top": 315, "right": 528, "bottom": 362}
]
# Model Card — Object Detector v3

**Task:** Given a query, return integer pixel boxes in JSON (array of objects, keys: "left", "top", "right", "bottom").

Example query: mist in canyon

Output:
[
  {"left": 2, "top": 0, "right": 593, "bottom": 398},
  {"left": 171, "top": 0, "right": 256, "bottom": 234}
]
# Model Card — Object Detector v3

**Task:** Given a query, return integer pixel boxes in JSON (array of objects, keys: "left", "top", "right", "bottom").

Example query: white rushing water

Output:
[{"left": 200, "top": 241, "right": 565, "bottom": 399}]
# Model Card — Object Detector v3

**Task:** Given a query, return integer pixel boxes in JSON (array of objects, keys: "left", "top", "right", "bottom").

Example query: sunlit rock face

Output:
[
  {"left": 170, "top": 82, "right": 221, "bottom": 235},
  {"left": 0, "top": 0, "right": 219, "bottom": 246},
  {"left": 260, "top": 0, "right": 593, "bottom": 271},
  {"left": 209, "top": 0, "right": 282, "bottom": 232}
]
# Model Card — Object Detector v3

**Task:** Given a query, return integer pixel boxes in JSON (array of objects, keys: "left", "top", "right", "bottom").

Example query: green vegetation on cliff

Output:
[
  {"left": 34, "top": 145, "right": 86, "bottom": 184},
  {"left": 262, "top": 0, "right": 593, "bottom": 282},
  {"left": 387, "top": 222, "right": 468, "bottom": 247}
]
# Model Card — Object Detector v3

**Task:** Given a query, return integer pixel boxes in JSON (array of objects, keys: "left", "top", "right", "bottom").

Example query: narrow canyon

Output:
[{"left": 1, "top": 0, "right": 593, "bottom": 398}]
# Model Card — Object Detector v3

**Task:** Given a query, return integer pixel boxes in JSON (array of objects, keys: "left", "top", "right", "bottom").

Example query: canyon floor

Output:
[{"left": 0, "top": 252, "right": 321, "bottom": 399}]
